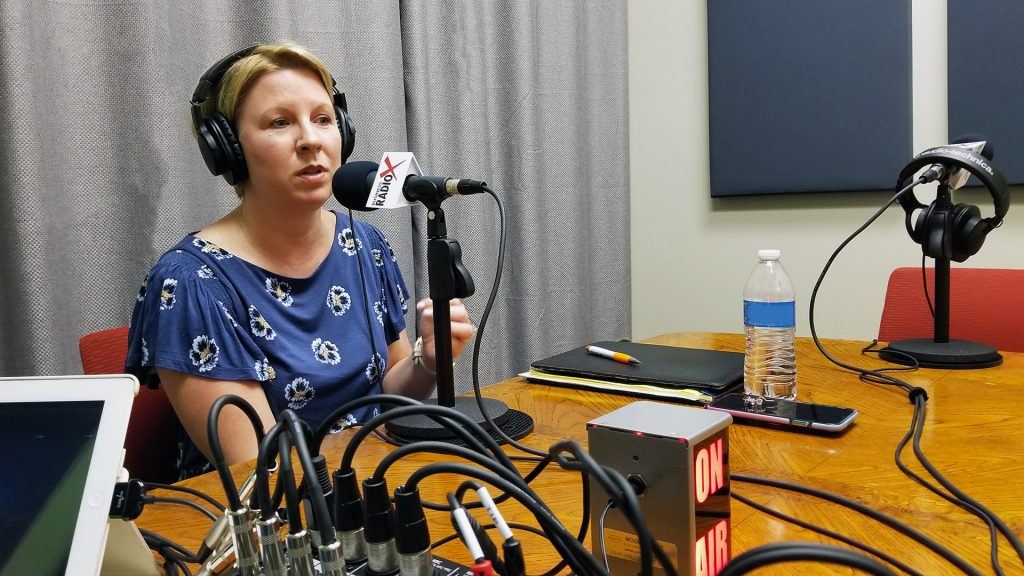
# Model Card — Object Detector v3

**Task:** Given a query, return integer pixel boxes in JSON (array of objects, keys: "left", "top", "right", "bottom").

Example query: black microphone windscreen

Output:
[
  {"left": 333, "top": 161, "right": 380, "bottom": 211},
  {"left": 952, "top": 133, "right": 994, "bottom": 160}
]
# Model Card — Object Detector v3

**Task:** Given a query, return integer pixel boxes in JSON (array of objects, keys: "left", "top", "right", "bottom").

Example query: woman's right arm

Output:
[{"left": 157, "top": 368, "right": 277, "bottom": 467}]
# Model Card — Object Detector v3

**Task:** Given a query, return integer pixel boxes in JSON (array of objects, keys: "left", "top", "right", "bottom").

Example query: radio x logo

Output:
[{"left": 381, "top": 156, "right": 407, "bottom": 179}]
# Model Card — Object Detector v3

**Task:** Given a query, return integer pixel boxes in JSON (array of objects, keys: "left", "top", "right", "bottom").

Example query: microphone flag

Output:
[{"left": 367, "top": 152, "right": 423, "bottom": 209}]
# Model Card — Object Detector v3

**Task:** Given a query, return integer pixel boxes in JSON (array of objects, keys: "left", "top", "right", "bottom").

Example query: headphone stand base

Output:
[{"left": 880, "top": 338, "right": 1002, "bottom": 369}]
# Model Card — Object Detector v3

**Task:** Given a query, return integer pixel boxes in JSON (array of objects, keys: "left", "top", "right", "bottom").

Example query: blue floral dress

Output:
[{"left": 125, "top": 211, "right": 408, "bottom": 479}]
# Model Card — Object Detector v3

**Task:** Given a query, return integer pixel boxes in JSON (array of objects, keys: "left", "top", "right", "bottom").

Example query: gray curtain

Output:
[{"left": 0, "top": 0, "right": 629, "bottom": 393}]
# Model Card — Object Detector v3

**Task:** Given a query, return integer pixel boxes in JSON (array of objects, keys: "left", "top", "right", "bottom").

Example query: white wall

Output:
[{"left": 629, "top": 0, "right": 1024, "bottom": 341}]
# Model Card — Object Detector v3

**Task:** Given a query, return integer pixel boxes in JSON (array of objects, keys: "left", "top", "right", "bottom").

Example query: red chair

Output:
[
  {"left": 878, "top": 267, "right": 1024, "bottom": 353},
  {"left": 79, "top": 326, "right": 179, "bottom": 483}
]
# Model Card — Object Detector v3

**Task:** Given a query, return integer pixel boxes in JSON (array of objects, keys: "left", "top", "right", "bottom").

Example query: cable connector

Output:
[
  {"left": 471, "top": 559, "right": 495, "bottom": 576},
  {"left": 109, "top": 480, "right": 146, "bottom": 520},
  {"left": 333, "top": 468, "right": 367, "bottom": 563},
  {"left": 362, "top": 477, "right": 399, "bottom": 574},
  {"left": 394, "top": 485, "right": 433, "bottom": 576}
]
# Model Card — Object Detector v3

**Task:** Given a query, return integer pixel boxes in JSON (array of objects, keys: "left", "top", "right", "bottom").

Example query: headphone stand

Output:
[
  {"left": 881, "top": 187, "right": 1002, "bottom": 369},
  {"left": 385, "top": 206, "right": 533, "bottom": 442}
]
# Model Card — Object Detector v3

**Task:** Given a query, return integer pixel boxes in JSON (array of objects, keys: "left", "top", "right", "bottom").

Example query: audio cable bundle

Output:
[{"left": 133, "top": 391, "right": 695, "bottom": 576}]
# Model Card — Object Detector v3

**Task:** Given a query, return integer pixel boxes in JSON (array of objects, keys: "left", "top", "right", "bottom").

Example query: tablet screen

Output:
[{"left": 0, "top": 401, "right": 104, "bottom": 576}]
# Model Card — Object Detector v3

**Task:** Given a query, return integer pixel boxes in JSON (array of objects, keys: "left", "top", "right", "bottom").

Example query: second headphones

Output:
[
  {"left": 896, "top": 145, "right": 1010, "bottom": 262},
  {"left": 189, "top": 45, "right": 357, "bottom": 186}
]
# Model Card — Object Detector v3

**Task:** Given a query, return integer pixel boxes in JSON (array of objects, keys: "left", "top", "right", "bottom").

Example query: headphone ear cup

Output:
[
  {"left": 918, "top": 204, "right": 951, "bottom": 260},
  {"left": 335, "top": 104, "right": 356, "bottom": 163},
  {"left": 950, "top": 204, "right": 988, "bottom": 262},
  {"left": 912, "top": 204, "right": 932, "bottom": 245},
  {"left": 209, "top": 114, "right": 247, "bottom": 185}
]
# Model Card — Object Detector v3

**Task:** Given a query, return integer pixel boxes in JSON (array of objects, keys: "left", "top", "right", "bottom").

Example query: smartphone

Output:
[{"left": 706, "top": 393, "right": 857, "bottom": 432}]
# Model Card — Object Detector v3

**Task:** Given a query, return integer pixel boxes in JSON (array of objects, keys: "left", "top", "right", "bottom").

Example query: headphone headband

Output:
[{"left": 896, "top": 146, "right": 1010, "bottom": 224}]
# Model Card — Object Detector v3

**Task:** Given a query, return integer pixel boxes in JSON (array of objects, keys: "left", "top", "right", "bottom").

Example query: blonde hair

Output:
[{"left": 200, "top": 43, "right": 336, "bottom": 196}]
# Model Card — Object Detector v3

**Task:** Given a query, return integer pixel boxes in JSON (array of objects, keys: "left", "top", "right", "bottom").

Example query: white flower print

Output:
[
  {"left": 373, "top": 300, "right": 385, "bottom": 326},
  {"left": 248, "top": 305, "right": 276, "bottom": 340},
  {"left": 254, "top": 359, "right": 276, "bottom": 381},
  {"left": 189, "top": 335, "right": 219, "bottom": 373},
  {"left": 371, "top": 248, "right": 384, "bottom": 267},
  {"left": 218, "top": 301, "right": 239, "bottom": 328},
  {"left": 192, "top": 237, "right": 233, "bottom": 260},
  {"left": 328, "top": 413, "right": 359, "bottom": 435},
  {"left": 136, "top": 274, "right": 149, "bottom": 302},
  {"left": 159, "top": 278, "right": 178, "bottom": 310},
  {"left": 265, "top": 277, "right": 294, "bottom": 307},
  {"left": 312, "top": 338, "right": 341, "bottom": 365},
  {"left": 141, "top": 338, "right": 149, "bottom": 364},
  {"left": 197, "top": 265, "right": 215, "bottom": 279},
  {"left": 365, "top": 353, "right": 385, "bottom": 384},
  {"left": 284, "top": 377, "right": 315, "bottom": 410},
  {"left": 398, "top": 284, "right": 408, "bottom": 312},
  {"left": 338, "top": 228, "right": 362, "bottom": 256},
  {"left": 385, "top": 240, "right": 397, "bottom": 262},
  {"left": 326, "top": 285, "right": 352, "bottom": 316}
]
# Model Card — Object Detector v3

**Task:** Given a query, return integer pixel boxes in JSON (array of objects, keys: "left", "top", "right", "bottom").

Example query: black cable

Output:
[
  {"left": 922, "top": 253, "right": 934, "bottom": 317},
  {"left": 718, "top": 542, "right": 896, "bottom": 576},
  {"left": 143, "top": 496, "right": 218, "bottom": 522},
  {"left": 138, "top": 528, "right": 200, "bottom": 563},
  {"left": 280, "top": 410, "right": 337, "bottom": 544},
  {"left": 860, "top": 339, "right": 920, "bottom": 372},
  {"left": 373, "top": 441, "right": 517, "bottom": 487},
  {"left": 256, "top": 421, "right": 284, "bottom": 520},
  {"left": 206, "top": 394, "right": 266, "bottom": 510},
  {"left": 339, "top": 403, "right": 513, "bottom": 474},
  {"left": 549, "top": 441, "right": 677, "bottom": 576},
  {"left": 278, "top": 430, "right": 303, "bottom": 534},
  {"left": 893, "top": 398, "right": 1005, "bottom": 576},
  {"left": 403, "top": 461, "right": 607, "bottom": 576},
  {"left": 731, "top": 491, "right": 922, "bottom": 576},
  {"left": 909, "top": 395, "right": 1023, "bottom": 572},
  {"left": 313, "top": 394, "right": 421, "bottom": 454},
  {"left": 142, "top": 482, "right": 225, "bottom": 513},
  {"left": 467, "top": 186, "right": 547, "bottom": 459},
  {"left": 807, "top": 179, "right": 923, "bottom": 393},
  {"left": 597, "top": 500, "right": 614, "bottom": 573},
  {"left": 731, "top": 474, "right": 982, "bottom": 576}
]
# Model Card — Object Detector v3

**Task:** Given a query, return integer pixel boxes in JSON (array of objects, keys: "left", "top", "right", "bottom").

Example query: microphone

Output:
[
  {"left": 333, "top": 154, "right": 486, "bottom": 212},
  {"left": 919, "top": 133, "right": 994, "bottom": 187}
]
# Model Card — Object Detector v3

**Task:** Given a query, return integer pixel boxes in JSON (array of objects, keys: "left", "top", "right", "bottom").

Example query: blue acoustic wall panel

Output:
[
  {"left": 948, "top": 0, "right": 1024, "bottom": 186},
  {"left": 708, "top": 1, "right": 912, "bottom": 197}
]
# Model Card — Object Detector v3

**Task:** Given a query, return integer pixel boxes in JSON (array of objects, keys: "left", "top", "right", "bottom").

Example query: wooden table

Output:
[{"left": 138, "top": 333, "right": 1024, "bottom": 575}]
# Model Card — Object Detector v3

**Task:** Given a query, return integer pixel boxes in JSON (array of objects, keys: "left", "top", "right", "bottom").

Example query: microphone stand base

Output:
[
  {"left": 880, "top": 338, "right": 1002, "bottom": 369},
  {"left": 384, "top": 397, "right": 534, "bottom": 445}
]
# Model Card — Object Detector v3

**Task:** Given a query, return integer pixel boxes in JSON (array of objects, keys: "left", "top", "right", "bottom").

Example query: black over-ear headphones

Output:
[
  {"left": 189, "top": 45, "right": 357, "bottom": 186},
  {"left": 896, "top": 146, "right": 1010, "bottom": 262}
]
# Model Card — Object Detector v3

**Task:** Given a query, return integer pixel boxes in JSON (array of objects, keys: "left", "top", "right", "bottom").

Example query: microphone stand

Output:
[
  {"left": 881, "top": 184, "right": 1002, "bottom": 368},
  {"left": 385, "top": 194, "right": 524, "bottom": 442}
]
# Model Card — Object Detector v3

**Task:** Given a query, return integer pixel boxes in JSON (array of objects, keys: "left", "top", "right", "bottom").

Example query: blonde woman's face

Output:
[{"left": 234, "top": 67, "right": 341, "bottom": 208}]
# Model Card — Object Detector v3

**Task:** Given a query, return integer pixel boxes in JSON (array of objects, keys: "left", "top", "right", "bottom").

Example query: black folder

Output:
[{"left": 530, "top": 341, "right": 744, "bottom": 392}]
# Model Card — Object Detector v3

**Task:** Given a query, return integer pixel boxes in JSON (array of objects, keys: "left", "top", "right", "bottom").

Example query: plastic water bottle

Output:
[{"left": 743, "top": 249, "right": 797, "bottom": 402}]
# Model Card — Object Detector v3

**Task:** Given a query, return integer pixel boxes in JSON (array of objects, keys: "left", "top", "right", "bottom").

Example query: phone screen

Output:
[{"left": 709, "top": 393, "right": 855, "bottom": 426}]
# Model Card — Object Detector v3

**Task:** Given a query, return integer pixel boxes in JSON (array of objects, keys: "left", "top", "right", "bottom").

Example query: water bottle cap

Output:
[{"left": 758, "top": 249, "right": 781, "bottom": 260}]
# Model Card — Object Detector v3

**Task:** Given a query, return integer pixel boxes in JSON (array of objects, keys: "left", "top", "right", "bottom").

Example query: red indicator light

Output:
[{"left": 634, "top": 431, "right": 644, "bottom": 436}]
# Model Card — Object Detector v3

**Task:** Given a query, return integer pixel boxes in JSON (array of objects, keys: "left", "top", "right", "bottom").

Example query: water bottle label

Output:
[{"left": 744, "top": 300, "right": 795, "bottom": 328}]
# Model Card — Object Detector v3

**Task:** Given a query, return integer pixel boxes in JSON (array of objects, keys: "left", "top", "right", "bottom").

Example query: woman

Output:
[{"left": 125, "top": 43, "right": 474, "bottom": 480}]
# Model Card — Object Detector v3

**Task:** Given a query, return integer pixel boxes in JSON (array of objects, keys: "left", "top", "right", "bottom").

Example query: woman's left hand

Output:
[{"left": 417, "top": 298, "right": 475, "bottom": 369}]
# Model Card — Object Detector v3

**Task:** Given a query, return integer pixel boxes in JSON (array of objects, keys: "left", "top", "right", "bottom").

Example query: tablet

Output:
[{"left": 0, "top": 374, "right": 138, "bottom": 576}]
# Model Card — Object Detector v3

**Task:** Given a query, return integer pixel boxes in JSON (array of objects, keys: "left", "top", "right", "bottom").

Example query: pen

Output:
[{"left": 585, "top": 345, "right": 642, "bottom": 365}]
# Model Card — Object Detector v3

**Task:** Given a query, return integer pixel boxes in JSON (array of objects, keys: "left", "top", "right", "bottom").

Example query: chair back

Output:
[
  {"left": 79, "top": 326, "right": 179, "bottom": 483},
  {"left": 878, "top": 267, "right": 1024, "bottom": 353}
]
